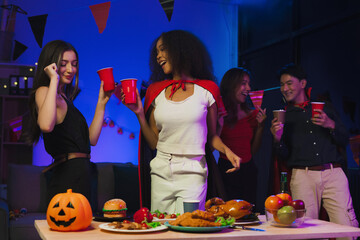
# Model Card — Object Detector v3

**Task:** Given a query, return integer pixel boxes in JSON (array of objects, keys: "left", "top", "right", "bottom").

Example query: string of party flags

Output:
[{"left": 0, "top": 0, "right": 175, "bottom": 59}]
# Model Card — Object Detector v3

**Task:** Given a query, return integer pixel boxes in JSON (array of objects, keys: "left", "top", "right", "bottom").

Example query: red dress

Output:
[
  {"left": 219, "top": 109, "right": 259, "bottom": 163},
  {"left": 218, "top": 110, "right": 259, "bottom": 206}
]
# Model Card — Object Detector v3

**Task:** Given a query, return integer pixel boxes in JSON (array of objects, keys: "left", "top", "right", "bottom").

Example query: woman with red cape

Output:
[{"left": 122, "top": 30, "right": 240, "bottom": 213}]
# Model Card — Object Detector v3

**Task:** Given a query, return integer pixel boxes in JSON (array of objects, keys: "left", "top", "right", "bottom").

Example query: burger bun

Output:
[{"left": 103, "top": 199, "right": 127, "bottom": 218}]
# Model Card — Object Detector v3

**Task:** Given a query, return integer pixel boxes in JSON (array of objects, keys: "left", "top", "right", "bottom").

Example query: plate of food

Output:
[
  {"left": 99, "top": 222, "right": 168, "bottom": 233},
  {"left": 164, "top": 210, "right": 233, "bottom": 233},
  {"left": 151, "top": 210, "right": 179, "bottom": 223},
  {"left": 164, "top": 222, "right": 230, "bottom": 233}
]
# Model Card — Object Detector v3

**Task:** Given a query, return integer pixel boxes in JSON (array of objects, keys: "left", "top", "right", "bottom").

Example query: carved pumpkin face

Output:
[{"left": 46, "top": 189, "right": 92, "bottom": 231}]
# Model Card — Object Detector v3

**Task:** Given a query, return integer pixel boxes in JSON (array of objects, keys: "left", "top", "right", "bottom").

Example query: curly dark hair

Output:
[
  {"left": 220, "top": 67, "right": 252, "bottom": 126},
  {"left": 149, "top": 30, "right": 215, "bottom": 83},
  {"left": 22, "top": 40, "right": 80, "bottom": 145}
]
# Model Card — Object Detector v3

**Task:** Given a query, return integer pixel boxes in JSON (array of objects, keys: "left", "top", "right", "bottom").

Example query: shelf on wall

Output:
[{"left": 0, "top": 63, "right": 35, "bottom": 183}]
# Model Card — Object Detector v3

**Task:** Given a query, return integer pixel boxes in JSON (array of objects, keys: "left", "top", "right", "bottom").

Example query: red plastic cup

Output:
[
  {"left": 120, "top": 78, "right": 137, "bottom": 104},
  {"left": 97, "top": 67, "right": 115, "bottom": 92},
  {"left": 311, "top": 102, "right": 325, "bottom": 117}
]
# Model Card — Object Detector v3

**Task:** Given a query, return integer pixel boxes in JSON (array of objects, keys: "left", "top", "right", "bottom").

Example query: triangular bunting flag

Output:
[
  {"left": 89, "top": 2, "right": 111, "bottom": 34},
  {"left": 28, "top": 14, "right": 48, "bottom": 48},
  {"left": 159, "top": 0, "right": 174, "bottom": 22},
  {"left": 249, "top": 90, "right": 264, "bottom": 109},
  {"left": 12, "top": 40, "right": 28, "bottom": 60}
]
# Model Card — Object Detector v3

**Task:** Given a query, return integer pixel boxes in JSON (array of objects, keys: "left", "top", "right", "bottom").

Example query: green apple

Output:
[{"left": 277, "top": 206, "right": 296, "bottom": 225}]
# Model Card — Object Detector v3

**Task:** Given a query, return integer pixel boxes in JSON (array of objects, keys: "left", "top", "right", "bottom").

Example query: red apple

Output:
[
  {"left": 289, "top": 199, "right": 305, "bottom": 218},
  {"left": 289, "top": 199, "right": 305, "bottom": 210}
]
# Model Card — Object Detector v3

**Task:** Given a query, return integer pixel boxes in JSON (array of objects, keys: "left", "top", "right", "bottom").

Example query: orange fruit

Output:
[
  {"left": 265, "top": 195, "right": 284, "bottom": 213},
  {"left": 273, "top": 211, "right": 281, "bottom": 223},
  {"left": 276, "top": 193, "right": 293, "bottom": 206}
]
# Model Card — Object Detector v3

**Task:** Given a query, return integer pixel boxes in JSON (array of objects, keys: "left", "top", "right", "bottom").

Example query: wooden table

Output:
[{"left": 35, "top": 215, "right": 360, "bottom": 240}]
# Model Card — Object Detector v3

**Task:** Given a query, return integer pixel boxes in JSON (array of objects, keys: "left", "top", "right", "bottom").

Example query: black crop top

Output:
[{"left": 43, "top": 96, "right": 90, "bottom": 158}]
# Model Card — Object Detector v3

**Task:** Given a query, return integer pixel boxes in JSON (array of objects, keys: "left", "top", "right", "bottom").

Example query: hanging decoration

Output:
[
  {"left": 248, "top": 86, "right": 281, "bottom": 109},
  {"left": 108, "top": 119, "right": 115, "bottom": 128},
  {"left": 13, "top": 40, "right": 27, "bottom": 60},
  {"left": 159, "top": 0, "right": 175, "bottom": 22},
  {"left": 28, "top": 14, "right": 48, "bottom": 48},
  {"left": 89, "top": 2, "right": 111, "bottom": 34},
  {"left": 8, "top": 1, "right": 175, "bottom": 55},
  {"left": 129, "top": 133, "right": 135, "bottom": 139},
  {"left": 102, "top": 117, "right": 136, "bottom": 140},
  {"left": 249, "top": 90, "right": 264, "bottom": 109}
]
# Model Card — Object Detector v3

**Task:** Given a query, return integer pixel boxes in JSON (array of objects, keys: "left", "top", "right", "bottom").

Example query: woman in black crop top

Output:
[{"left": 23, "top": 40, "right": 111, "bottom": 206}]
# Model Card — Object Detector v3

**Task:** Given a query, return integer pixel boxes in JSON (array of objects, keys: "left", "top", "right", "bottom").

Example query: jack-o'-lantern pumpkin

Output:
[{"left": 46, "top": 189, "right": 92, "bottom": 231}]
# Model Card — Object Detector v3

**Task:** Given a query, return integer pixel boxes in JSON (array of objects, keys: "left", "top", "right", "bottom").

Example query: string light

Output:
[{"left": 102, "top": 116, "right": 136, "bottom": 139}]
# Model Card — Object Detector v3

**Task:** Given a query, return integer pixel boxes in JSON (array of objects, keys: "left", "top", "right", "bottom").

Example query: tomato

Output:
[
  {"left": 152, "top": 213, "right": 158, "bottom": 218},
  {"left": 122, "top": 219, "right": 130, "bottom": 223},
  {"left": 276, "top": 193, "right": 293, "bottom": 206},
  {"left": 170, "top": 213, "right": 177, "bottom": 218},
  {"left": 158, "top": 213, "right": 165, "bottom": 219},
  {"left": 141, "top": 223, "right": 149, "bottom": 229},
  {"left": 265, "top": 195, "right": 284, "bottom": 213},
  {"left": 133, "top": 207, "right": 153, "bottom": 223}
]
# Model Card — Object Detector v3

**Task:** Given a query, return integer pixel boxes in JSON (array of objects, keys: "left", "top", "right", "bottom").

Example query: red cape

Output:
[
  {"left": 138, "top": 79, "right": 227, "bottom": 208},
  {"left": 143, "top": 80, "right": 227, "bottom": 116}
]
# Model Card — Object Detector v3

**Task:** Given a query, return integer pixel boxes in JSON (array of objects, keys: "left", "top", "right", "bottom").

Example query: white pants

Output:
[
  {"left": 291, "top": 167, "right": 359, "bottom": 240},
  {"left": 150, "top": 150, "right": 208, "bottom": 214}
]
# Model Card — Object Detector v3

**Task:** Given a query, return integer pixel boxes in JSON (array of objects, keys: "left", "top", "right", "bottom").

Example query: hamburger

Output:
[{"left": 103, "top": 199, "right": 127, "bottom": 218}]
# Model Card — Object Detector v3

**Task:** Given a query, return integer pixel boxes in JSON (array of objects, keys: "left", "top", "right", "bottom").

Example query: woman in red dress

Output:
[{"left": 218, "top": 67, "right": 266, "bottom": 211}]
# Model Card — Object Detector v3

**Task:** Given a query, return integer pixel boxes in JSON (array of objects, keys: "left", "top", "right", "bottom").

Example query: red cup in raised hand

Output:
[{"left": 97, "top": 67, "right": 115, "bottom": 92}]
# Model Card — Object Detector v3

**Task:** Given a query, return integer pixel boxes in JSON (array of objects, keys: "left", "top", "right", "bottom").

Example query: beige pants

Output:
[
  {"left": 291, "top": 167, "right": 359, "bottom": 240},
  {"left": 150, "top": 150, "right": 208, "bottom": 214}
]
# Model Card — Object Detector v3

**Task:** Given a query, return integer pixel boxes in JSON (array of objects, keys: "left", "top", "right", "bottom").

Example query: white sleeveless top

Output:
[{"left": 153, "top": 84, "right": 215, "bottom": 155}]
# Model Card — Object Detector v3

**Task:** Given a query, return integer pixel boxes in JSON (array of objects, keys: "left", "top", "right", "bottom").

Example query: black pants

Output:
[
  {"left": 45, "top": 158, "right": 96, "bottom": 208},
  {"left": 218, "top": 158, "right": 258, "bottom": 211}
]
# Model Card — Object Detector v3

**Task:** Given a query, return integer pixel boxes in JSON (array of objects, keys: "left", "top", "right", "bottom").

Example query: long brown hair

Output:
[
  {"left": 220, "top": 67, "right": 252, "bottom": 126},
  {"left": 23, "top": 40, "right": 80, "bottom": 144}
]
